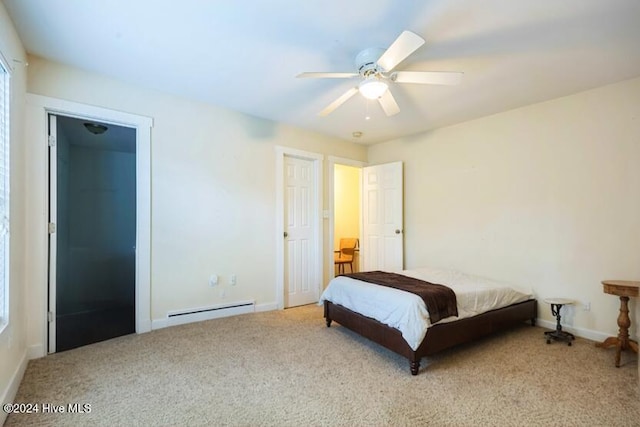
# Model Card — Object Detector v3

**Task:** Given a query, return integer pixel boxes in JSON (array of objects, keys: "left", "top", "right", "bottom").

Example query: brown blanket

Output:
[{"left": 341, "top": 271, "right": 458, "bottom": 323}]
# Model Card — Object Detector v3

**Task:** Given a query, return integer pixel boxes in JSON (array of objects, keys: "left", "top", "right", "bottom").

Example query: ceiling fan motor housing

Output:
[
  {"left": 307, "top": 31, "right": 460, "bottom": 117},
  {"left": 356, "top": 47, "right": 386, "bottom": 77}
]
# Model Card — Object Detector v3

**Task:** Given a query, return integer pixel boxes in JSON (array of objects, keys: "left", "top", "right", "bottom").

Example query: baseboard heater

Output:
[{"left": 164, "top": 300, "right": 255, "bottom": 327}]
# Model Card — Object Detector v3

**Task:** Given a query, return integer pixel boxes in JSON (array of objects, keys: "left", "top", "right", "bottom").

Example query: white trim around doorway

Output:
[
  {"left": 327, "top": 156, "right": 366, "bottom": 281},
  {"left": 25, "top": 94, "right": 153, "bottom": 357},
  {"left": 275, "top": 146, "right": 323, "bottom": 310}
]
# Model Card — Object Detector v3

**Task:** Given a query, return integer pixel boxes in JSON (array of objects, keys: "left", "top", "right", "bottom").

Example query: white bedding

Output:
[{"left": 318, "top": 266, "right": 533, "bottom": 350}]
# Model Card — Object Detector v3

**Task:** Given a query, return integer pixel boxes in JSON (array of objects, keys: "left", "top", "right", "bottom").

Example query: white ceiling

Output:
[{"left": 4, "top": 0, "right": 640, "bottom": 145}]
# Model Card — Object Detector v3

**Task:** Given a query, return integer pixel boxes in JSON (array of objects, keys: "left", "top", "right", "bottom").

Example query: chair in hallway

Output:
[{"left": 334, "top": 238, "right": 359, "bottom": 274}]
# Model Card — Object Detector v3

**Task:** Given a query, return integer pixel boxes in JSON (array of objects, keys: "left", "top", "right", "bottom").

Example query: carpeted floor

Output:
[{"left": 5, "top": 304, "right": 640, "bottom": 426}]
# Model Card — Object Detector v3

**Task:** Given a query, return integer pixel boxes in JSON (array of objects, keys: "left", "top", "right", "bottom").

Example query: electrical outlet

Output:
[
  {"left": 230, "top": 274, "right": 236, "bottom": 285},
  {"left": 582, "top": 301, "right": 591, "bottom": 311},
  {"left": 209, "top": 275, "right": 218, "bottom": 287}
]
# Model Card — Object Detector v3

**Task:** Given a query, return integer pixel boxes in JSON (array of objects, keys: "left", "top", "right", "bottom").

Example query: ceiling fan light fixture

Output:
[
  {"left": 303, "top": 31, "right": 461, "bottom": 117},
  {"left": 359, "top": 78, "right": 388, "bottom": 100}
]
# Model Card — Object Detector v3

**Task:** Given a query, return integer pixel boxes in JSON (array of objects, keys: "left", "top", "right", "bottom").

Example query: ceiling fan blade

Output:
[
  {"left": 297, "top": 72, "right": 358, "bottom": 79},
  {"left": 318, "top": 87, "right": 359, "bottom": 116},
  {"left": 377, "top": 30, "right": 425, "bottom": 72},
  {"left": 393, "top": 71, "right": 463, "bottom": 85},
  {"left": 378, "top": 90, "right": 400, "bottom": 117}
]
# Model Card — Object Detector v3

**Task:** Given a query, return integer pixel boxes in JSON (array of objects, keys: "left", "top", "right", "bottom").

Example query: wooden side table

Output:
[
  {"left": 543, "top": 298, "right": 575, "bottom": 345},
  {"left": 595, "top": 280, "right": 639, "bottom": 367}
]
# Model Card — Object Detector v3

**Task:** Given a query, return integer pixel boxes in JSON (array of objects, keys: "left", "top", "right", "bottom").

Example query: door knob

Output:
[
  {"left": 395, "top": 229, "right": 402, "bottom": 234},
  {"left": 284, "top": 231, "right": 288, "bottom": 238}
]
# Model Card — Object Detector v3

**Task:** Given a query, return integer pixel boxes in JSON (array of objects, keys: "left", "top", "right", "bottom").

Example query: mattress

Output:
[{"left": 319, "top": 266, "right": 534, "bottom": 350}]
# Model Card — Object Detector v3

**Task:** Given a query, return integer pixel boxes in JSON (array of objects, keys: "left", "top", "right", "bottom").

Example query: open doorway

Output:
[
  {"left": 26, "top": 93, "right": 152, "bottom": 357},
  {"left": 328, "top": 158, "right": 404, "bottom": 279},
  {"left": 332, "top": 163, "right": 362, "bottom": 276},
  {"left": 50, "top": 115, "right": 136, "bottom": 352}
]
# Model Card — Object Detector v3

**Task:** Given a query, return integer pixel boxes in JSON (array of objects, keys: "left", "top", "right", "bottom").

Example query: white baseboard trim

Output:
[
  {"left": 151, "top": 318, "right": 168, "bottom": 330},
  {"left": 27, "top": 344, "right": 45, "bottom": 360},
  {"left": 152, "top": 300, "right": 256, "bottom": 330},
  {"left": 151, "top": 301, "right": 280, "bottom": 330},
  {"left": 0, "top": 350, "right": 28, "bottom": 425},
  {"left": 536, "top": 318, "right": 614, "bottom": 343},
  {"left": 136, "top": 318, "right": 152, "bottom": 334},
  {"left": 255, "top": 302, "right": 278, "bottom": 312}
]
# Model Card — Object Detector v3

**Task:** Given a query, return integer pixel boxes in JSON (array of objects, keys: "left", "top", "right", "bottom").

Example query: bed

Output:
[{"left": 320, "top": 267, "right": 537, "bottom": 375}]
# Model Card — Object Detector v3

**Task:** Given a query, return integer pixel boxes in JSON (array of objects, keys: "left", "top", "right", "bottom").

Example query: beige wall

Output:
[
  {"left": 333, "top": 164, "right": 361, "bottom": 273},
  {"left": 368, "top": 77, "right": 640, "bottom": 340},
  {"left": 0, "top": 2, "right": 28, "bottom": 421},
  {"left": 24, "top": 56, "right": 366, "bottom": 348},
  {"left": 333, "top": 164, "right": 360, "bottom": 250}
]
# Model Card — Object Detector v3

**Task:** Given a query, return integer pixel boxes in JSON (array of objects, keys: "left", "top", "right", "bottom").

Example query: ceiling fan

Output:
[{"left": 297, "top": 30, "right": 463, "bottom": 117}]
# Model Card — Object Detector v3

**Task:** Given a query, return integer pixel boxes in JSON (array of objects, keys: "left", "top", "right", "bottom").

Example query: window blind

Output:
[{"left": 0, "top": 60, "right": 9, "bottom": 326}]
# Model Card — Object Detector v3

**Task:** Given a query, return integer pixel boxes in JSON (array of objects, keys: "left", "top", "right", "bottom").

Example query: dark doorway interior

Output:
[{"left": 54, "top": 115, "right": 136, "bottom": 352}]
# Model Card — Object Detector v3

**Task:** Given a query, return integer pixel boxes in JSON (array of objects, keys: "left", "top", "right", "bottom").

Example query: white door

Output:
[
  {"left": 47, "top": 114, "right": 58, "bottom": 353},
  {"left": 361, "top": 161, "right": 404, "bottom": 272},
  {"left": 284, "top": 155, "right": 319, "bottom": 307}
]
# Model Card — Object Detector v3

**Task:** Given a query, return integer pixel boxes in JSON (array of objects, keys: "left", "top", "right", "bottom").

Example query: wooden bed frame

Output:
[{"left": 324, "top": 299, "right": 537, "bottom": 375}]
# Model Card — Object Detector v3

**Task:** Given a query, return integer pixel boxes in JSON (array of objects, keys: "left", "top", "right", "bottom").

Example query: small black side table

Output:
[{"left": 544, "top": 298, "right": 575, "bottom": 346}]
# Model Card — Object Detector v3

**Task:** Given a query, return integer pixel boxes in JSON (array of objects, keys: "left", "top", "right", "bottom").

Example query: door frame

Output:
[
  {"left": 275, "top": 146, "right": 323, "bottom": 310},
  {"left": 26, "top": 94, "right": 153, "bottom": 356},
  {"left": 327, "top": 156, "right": 366, "bottom": 280}
]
